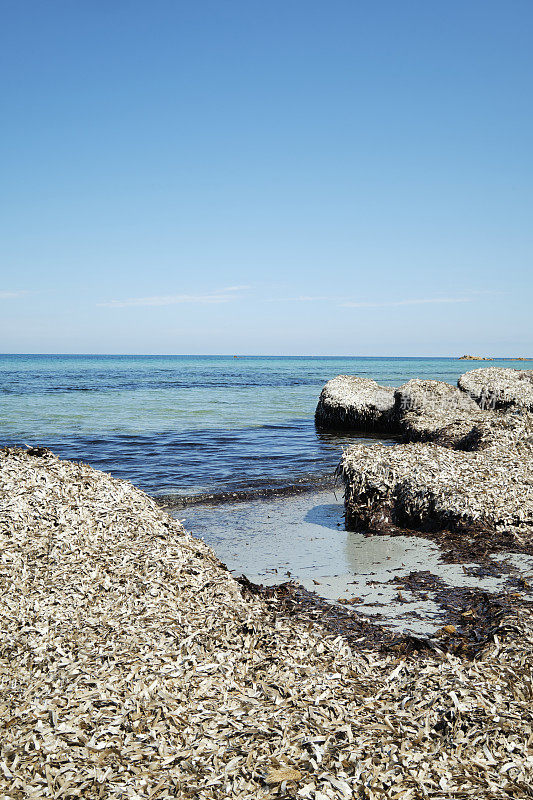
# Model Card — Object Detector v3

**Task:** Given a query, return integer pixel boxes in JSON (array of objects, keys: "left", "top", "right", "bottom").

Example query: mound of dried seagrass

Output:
[
  {"left": 340, "top": 411, "right": 533, "bottom": 546},
  {"left": 317, "top": 370, "right": 533, "bottom": 451},
  {"left": 315, "top": 375, "right": 489, "bottom": 447},
  {"left": 315, "top": 375, "right": 396, "bottom": 431},
  {"left": 458, "top": 367, "right": 533, "bottom": 411},
  {"left": 393, "top": 379, "right": 485, "bottom": 448},
  {"left": 1, "top": 448, "right": 532, "bottom": 799}
]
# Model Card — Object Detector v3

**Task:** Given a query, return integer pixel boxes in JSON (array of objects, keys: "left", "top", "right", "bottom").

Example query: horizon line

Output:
[{"left": 0, "top": 352, "right": 530, "bottom": 360}]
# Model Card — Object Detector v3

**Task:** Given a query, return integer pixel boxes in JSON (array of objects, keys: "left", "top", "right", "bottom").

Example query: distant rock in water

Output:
[
  {"left": 458, "top": 354, "right": 493, "bottom": 361},
  {"left": 315, "top": 375, "right": 397, "bottom": 432},
  {"left": 458, "top": 367, "right": 533, "bottom": 412}
]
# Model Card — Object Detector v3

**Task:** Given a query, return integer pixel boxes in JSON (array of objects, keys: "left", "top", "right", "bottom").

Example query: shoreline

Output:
[
  {"left": 170, "top": 484, "right": 533, "bottom": 640},
  {"left": 237, "top": 575, "right": 522, "bottom": 659},
  {"left": 4, "top": 446, "right": 531, "bottom": 640},
  {"left": 156, "top": 472, "right": 337, "bottom": 509}
]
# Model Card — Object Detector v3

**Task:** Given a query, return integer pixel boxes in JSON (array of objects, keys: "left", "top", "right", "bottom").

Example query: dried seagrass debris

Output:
[
  {"left": 314, "top": 374, "right": 488, "bottom": 448},
  {"left": 393, "top": 379, "right": 485, "bottom": 448},
  {"left": 339, "top": 411, "right": 533, "bottom": 547},
  {"left": 315, "top": 375, "right": 397, "bottom": 432},
  {"left": 316, "top": 369, "right": 533, "bottom": 451},
  {"left": 459, "top": 367, "right": 533, "bottom": 411},
  {"left": 325, "top": 369, "right": 532, "bottom": 548},
  {"left": 1, "top": 448, "right": 532, "bottom": 799},
  {"left": 395, "top": 380, "right": 479, "bottom": 415}
]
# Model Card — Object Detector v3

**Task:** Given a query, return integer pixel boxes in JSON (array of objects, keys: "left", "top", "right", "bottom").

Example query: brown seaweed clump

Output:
[
  {"left": 459, "top": 367, "right": 533, "bottom": 411},
  {"left": 2, "top": 447, "right": 532, "bottom": 798},
  {"left": 315, "top": 375, "right": 396, "bottom": 431}
]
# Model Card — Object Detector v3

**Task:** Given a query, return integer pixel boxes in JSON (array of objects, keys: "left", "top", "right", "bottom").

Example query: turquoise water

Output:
[{"left": 0, "top": 355, "right": 526, "bottom": 495}]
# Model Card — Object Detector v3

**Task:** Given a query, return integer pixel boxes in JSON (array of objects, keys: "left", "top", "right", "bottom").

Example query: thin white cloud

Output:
[
  {"left": 0, "top": 290, "right": 27, "bottom": 299},
  {"left": 265, "top": 295, "right": 332, "bottom": 303},
  {"left": 465, "top": 289, "right": 504, "bottom": 296},
  {"left": 297, "top": 295, "right": 332, "bottom": 302},
  {"left": 340, "top": 297, "right": 472, "bottom": 308},
  {"left": 266, "top": 294, "right": 474, "bottom": 307},
  {"left": 98, "top": 291, "right": 243, "bottom": 308}
]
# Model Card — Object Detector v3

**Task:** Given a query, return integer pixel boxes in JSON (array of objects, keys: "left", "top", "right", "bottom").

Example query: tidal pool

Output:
[{"left": 177, "top": 490, "right": 533, "bottom": 635}]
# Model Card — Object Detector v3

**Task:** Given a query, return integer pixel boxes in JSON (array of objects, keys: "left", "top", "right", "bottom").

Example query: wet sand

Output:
[{"left": 177, "top": 489, "right": 533, "bottom": 636}]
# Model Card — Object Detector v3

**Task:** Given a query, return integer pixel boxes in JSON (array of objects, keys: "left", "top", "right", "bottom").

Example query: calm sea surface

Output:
[{"left": 0, "top": 355, "right": 525, "bottom": 497}]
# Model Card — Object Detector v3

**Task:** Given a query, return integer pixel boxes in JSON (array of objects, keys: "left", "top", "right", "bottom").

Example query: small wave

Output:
[{"left": 48, "top": 387, "right": 100, "bottom": 392}]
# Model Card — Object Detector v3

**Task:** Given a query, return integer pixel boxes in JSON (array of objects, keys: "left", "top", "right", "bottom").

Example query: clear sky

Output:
[{"left": 1, "top": 0, "right": 532, "bottom": 355}]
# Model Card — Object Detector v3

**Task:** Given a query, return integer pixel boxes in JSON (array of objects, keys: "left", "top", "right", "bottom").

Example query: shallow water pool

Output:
[{"left": 177, "top": 490, "right": 533, "bottom": 635}]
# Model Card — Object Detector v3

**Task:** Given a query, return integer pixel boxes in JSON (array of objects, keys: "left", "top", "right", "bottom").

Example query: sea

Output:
[
  {"left": 2, "top": 354, "right": 531, "bottom": 633},
  {"left": 0, "top": 354, "right": 526, "bottom": 498}
]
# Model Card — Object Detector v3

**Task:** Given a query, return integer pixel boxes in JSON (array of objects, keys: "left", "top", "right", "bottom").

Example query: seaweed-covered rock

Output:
[
  {"left": 394, "top": 379, "right": 477, "bottom": 414},
  {"left": 315, "top": 375, "right": 397, "bottom": 432},
  {"left": 339, "top": 412, "right": 533, "bottom": 544},
  {"left": 459, "top": 367, "right": 533, "bottom": 411},
  {"left": 394, "top": 379, "right": 485, "bottom": 449},
  {"left": 320, "top": 369, "right": 533, "bottom": 545}
]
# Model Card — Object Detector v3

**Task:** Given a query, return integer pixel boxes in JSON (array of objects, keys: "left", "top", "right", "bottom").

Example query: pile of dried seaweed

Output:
[
  {"left": 316, "top": 367, "right": 533, "bottom": 444},
  {"left": 459, "top": 367, "right": 533, "bottom": 411},
  {"left": 393, "top": 379, "right": 486, "bottom": 448},
  {"left": 337, "top": 369, "right": 533, "bottom": 545},
  {"left": 340, "top": 415, "right": 533, "bottom": 544},
  {"left": 316, "top": 368, "right": 532, "bottom": 545},
  {"left": 1, "top": 448, "right": 532, "bottom": 799},
  {"left": 315, "top": 376, "right": 396, "bottom": 432}
]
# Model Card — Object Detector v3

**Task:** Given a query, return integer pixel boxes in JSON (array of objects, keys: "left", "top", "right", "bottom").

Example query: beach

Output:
[
  {"left": 1, "top": 357, "right": 533, "bottom": 797},
  {"left": 3, "top": 355, "right": 532, "bottom": 632},
  {"left": 1, "top": 446, "right": 532, "bottom": 798},
  {"left": 5, "top": 1, "right": 533, "bottom": 795}
]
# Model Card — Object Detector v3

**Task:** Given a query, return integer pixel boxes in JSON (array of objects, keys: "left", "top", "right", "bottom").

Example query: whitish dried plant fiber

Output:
[
  {"left": 459, "top": 367, "right": 533, "bottom": 411},
  {"left": 340, "top": 410, "right": 533, "bottom": 544},
  {"left": 1, "top": 449, "right": 532, "bottom": 799},
  {"left": 315, "top": 376, "right": 396, "bottom": 431},
  {"left": 394, "top": 379, "right": 485, "bottom": 448}
]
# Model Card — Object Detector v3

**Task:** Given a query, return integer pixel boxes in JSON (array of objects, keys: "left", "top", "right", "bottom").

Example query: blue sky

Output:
[{"left": 1, "top": 0, "right": 532, "bottom": 355}]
